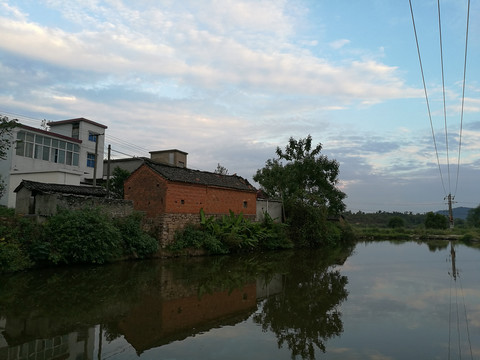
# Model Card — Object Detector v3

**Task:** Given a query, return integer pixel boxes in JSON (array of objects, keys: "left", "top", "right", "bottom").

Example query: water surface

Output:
[{"left": 1, "top": 241, "right": 479, "bottom": 359}]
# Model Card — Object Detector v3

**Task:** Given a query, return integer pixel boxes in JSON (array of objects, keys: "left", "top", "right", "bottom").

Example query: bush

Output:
[
  {"left": 0, "top": 240, "right": 33, "bottom": 273},
  {"left": 388, "top": 216, "right": 405, "bottom": 228},
  {"left": 42, "top": 208, "right": 123, "bottom": 264},
  {"left": 424, "top": 212, "right": 448, "bottom": 230},
  {"left": 114, "top": 212, "right": 158, "bottom": 258}
]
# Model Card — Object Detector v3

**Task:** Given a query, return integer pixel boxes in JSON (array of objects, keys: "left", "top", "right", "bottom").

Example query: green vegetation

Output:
[
  {"left": 171, "top": 209, "right": 293, "bottom": 255},
  {"left": 0, "top": 207, "right": 158, "bottom": 273},
  {"left": 345, "top": 208, "right": 480, "bottom": 241},
  {"left": 0, "top": 115, "right": 18, "bottom": 161},
  {"left": 253, "top": 135, "right": 352, "bottom": 248},
  {"left": 106, "top": 166, "right": 131, "bottom": 199}
]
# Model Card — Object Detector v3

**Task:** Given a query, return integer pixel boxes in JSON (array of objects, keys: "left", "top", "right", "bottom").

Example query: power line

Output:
[
  {"left": 408, "top": 0, "right": 447, "bottom": 197},
  {"left": 437, "top": 0, "right": 451, "bottom": 194},
  {"left": 454, "top": 0, "right": 471, "bottom": 197}
]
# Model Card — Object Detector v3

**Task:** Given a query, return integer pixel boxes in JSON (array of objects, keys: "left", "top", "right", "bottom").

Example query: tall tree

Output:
[
  {"left": 0, "top": 115, "right": 18, "bottom": 160},
  {"left": 254, "top": 135, "right": 346, "bottom": 215}
]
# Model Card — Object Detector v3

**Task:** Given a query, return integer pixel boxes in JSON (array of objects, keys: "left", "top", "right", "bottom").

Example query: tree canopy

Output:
[
  {"left": 253, "top": 135, "right": 346, "bottom": 215},
  {"left": 0, "top": 115, "right": 18, "bottom": 160},
  {"left": 107, "top": 167, "right": 131, "bottom": 199}
]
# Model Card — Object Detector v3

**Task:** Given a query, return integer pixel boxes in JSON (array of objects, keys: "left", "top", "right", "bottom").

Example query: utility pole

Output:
[
  {"left": 106, "top": 144, "right": 111, "bottom": 198},
  {"left": 93, "top": 134, "right": 99, "bottom": 187},
  {"left": 446, "top": 193, "right": 454, "bottom": 229}
]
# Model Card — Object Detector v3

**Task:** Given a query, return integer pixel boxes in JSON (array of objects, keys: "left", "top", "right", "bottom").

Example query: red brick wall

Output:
[
  {"left": 125, "top": 164, "right": 256, "bottom": 218},
  {"left": 124, "top": 166, "right": 167, "bottom": 218},
  {"left": 165, "top": 182, "right": 256, "bottom": 216}
]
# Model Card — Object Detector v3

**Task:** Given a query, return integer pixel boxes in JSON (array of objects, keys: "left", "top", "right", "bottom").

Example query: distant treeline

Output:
[
  {"left": 342, "top": 211, "right": 427, "bottom": 228},
  {"left": 342, "top": 210, "right": 470, "bottom": 229}
]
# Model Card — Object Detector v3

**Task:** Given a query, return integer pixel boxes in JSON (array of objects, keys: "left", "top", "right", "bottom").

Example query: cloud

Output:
[{"left": 329, "top": 39, "right": 350, "bottom": 49}]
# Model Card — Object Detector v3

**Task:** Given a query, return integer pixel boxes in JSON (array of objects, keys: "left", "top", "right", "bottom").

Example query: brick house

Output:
[{"left": 124, "top": 159, "right": 257, "bottom": 246}]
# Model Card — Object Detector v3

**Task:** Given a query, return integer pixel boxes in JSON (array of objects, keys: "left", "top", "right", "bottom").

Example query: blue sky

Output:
[{"left": 1, "top": 0, "right": 479, "bottom": 213}]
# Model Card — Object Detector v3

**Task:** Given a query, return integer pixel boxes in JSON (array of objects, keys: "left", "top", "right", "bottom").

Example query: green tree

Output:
[
  {"left": 254, "top": 136, "right": 347, "bottom": 247},
  {"left": 466, "top": 205, "right": 480, "bottom": 228},
  {"left": 254, "top": 135, "right": 346, "bottom": 216},
  {"left": 388, "top": 216, "right": 405, "bottom": 228},
  {"left": 424, "top": 212, "right": 448, "bottom": 229},
  {"left": 108, "top": 166, "right": 131, "bottom": 199},
  {"left": 0, "top": 115, "right": 18, "bottom": 160},
  {"left": 214, "top": 163, "right": 228, "bottom": 175}
]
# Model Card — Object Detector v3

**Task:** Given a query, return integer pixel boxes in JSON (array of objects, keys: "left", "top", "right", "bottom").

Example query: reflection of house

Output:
[
  {"left": 124, "top": 159, "right": 257, "bottom": 245},
  {"left": 0, "top": 318, "right": 95, "bottom": 360},
  {"left": 0, "top": 118, "right": 107, "bottom": 208},
  {"left": 119, "top": 283, "right": 257, "bottom": 353}
]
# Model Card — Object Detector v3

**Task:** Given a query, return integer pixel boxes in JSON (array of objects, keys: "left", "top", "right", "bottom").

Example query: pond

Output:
[{"left": 1, "top": 240, "right": 479, "bottom": 359}]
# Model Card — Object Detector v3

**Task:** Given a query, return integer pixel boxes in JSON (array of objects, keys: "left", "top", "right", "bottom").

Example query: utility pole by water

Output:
[{"left": 446, "top": 193, "right": 454, "bottom": 229}]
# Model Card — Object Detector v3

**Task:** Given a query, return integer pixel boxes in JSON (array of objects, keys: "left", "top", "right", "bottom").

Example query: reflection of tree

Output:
[{"left": 253, "top": 247, "right": 352, "bottom": 359}]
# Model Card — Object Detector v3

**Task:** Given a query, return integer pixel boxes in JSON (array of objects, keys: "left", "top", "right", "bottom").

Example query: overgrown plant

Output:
[{"left": 172, "top": 209, "right": 293, "bottom": 254}]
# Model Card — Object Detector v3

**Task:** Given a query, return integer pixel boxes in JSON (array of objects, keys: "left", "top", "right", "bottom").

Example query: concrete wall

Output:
[
  {"left": 15, "top": 188, "right": 133, "bottom": 220},
  {"left": 256, "top": 199, "right": 283, "bottom": 223}
]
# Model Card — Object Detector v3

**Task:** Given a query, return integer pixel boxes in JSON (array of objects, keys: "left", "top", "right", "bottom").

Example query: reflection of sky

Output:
[
  {"left": 327, "top": 241, "right": 480, "bottom": 359},
  {"left": 98, "top": 242, "right": 480, "bottom": 360}
]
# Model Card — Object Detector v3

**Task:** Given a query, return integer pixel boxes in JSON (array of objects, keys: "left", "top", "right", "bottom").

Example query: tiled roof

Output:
[
  {"left": 144, "top": 160, "right": 256, "bottom": 192},
  {"left": 14, "top": 180, "right": 107, "bottom": 197}
]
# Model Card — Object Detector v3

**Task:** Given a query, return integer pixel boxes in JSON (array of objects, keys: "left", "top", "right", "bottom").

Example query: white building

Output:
[{"left": 0, "top": 117, "right": 107, "bottom": 208}]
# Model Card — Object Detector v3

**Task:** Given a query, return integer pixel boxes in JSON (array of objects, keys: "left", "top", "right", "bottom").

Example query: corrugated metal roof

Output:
[
  {"left": 144, "top": 160, "right": 256, "bottom": 192},
  {"left": 14, "top": 180, "right": 107, "bottom": 197}
]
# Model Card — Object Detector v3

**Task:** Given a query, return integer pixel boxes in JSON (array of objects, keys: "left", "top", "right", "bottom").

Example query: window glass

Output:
[
  {"left": 35, "top": 135, "right": 43, "bottom": 144},
  {"left": 73, "top": 144, "right": 80, "bottom": 152},
  {"left": 34, "top": 144, "right": 42, "bottom": 159},
  {"left": 73, "top": 153, "right": 79, "bottom": 166},
  {"left": 17, "top": 131, "right": 25, "bottom": 141},
  {"left": 87, "top": 153, "right": 95, "bottom": 168},
  {"left": 59, "top": 141, "right": 66, "bottom": 149},
  {"left": 43, "top": 137, "right": 51, "bottom": 146},
  {"left": 51, "top": 148, "right": 58, "bottom": 163},
  {"left": 42, "top": 146, "right": 50, "bottom": 161},
  {"left": 58, "top": 150, "right": 65, "bottom": 164},
  {"left": 16, "top": 142, "right": 24, "bottom": 156},
  {"left": 66, "top": 151, "right": 72, "bottom": 165},
  {"left": 67, "top": 142, "right": 73, "bottom": 151},
  {"left": 25, "top": 142, "right": 34, "bottom": 157},
  {"left": 52, "top": 139, "right": 59, "bottom": 148},
  {"left": 88, "top": 133, "right": 97, "bottom": 142},
  {"left": 26, "top": 133, "right": 34, "bottom": 142}
]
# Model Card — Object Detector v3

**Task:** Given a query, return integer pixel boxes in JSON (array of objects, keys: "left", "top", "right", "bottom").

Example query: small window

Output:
[
  {"left": 243, "top": 201, "right": 248, "bottom": 208},
  {"left": 181, "top": 199, "right": 185, "bottom": 204},
  {"left": 87, "top": 153, "right": 95, "bottom": 168},
  {"left": 88, "top": 132, "right": 97, "bottom": 142},
  {"left": 72, "top": 123, "right": 79, "bottom": 139}
]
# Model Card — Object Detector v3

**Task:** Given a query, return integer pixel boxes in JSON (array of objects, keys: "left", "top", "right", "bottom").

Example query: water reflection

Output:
[{"left": 0, "top": 246, "right": 354, "bottom": 359}]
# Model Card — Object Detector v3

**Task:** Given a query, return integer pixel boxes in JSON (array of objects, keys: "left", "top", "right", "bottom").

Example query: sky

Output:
[{"left": 0, "top": 0, "right": 479, "bottom": 214}]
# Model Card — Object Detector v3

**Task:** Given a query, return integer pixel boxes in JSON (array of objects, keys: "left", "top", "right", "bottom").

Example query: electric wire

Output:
[
  {"left": 436, "top": 0, "right": 451, "bottom": 194},
  {"left": 458, "top": 270, "right": 474, "bottom": 359},
  {"left": 447, "top": 244, "right": 474, "bottom": 360},
  {"left": 454, "top": 0, "right": 471, "bottom": 197},
  {"left": 408, "top": 0, "right": 447, "bottom": 197}
]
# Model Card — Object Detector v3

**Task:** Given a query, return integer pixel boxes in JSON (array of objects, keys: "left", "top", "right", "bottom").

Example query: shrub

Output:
[
  {"left": 0, "top": 240, "right": 33, "bottom": 273},
  {"left": 42, "top": 208, "right": 123, "bottom": 264},
  {"left": 114, "top": 212, "right": 158, "bottom": 258},
  {"left": 388, "top": 216, "right": 405, "bottom": 228}
]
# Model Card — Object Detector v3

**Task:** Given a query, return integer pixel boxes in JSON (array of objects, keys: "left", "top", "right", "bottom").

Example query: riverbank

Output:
[{"left": 354, "top": 226, "right": 480, "bottom": 242}]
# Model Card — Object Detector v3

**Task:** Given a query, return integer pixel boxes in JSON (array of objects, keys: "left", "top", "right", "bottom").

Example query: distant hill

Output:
[{"left": 436, "top": 207, "right": 472, "bottom": 220}]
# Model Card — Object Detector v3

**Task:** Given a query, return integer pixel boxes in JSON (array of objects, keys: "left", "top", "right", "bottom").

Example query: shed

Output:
[{"left": 14, "top": 180, "right": 107, "bottom": 217}]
